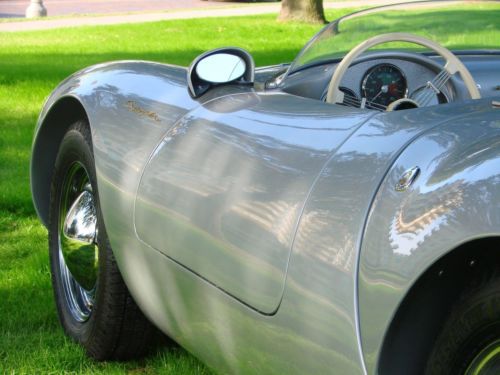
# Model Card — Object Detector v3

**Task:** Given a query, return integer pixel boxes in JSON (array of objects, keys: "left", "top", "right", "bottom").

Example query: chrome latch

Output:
[{"left": 395, "top": 166, "right": 420, "bottom": 192}]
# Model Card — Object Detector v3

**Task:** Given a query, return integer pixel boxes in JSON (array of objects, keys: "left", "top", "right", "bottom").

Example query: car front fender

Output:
[{"left": 30, "top": 60, "right": 195, "bottom": 227}]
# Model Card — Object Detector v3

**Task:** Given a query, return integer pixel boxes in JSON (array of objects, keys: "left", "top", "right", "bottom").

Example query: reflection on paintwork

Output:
[
  {"left": 135, "top": 92, "right": 374, "bottom": 313},
  {"left": 390, "top": 181, "right": 464, "bottom": 255},
  {"left": 131, "top": 95, "right": 497, "bottom": 374},
  {"left": 294, "top": 208, "right": 356, "bottom": 271},
  {"left": 359, "top": 109, "right": 500, "bottom": 374}
]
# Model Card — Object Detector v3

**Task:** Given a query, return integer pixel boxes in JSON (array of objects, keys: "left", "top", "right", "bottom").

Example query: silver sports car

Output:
[{"left": 31, "top": 1, "right": 500, "bottom": 374}]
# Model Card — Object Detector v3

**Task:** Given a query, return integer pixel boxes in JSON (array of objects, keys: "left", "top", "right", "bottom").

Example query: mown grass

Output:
[{"left": 0, "top": 10, "right": 349, "bottom": 374}]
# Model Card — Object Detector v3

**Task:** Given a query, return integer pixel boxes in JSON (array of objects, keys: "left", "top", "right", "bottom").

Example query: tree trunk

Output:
[{"left": 278, "top": 0, "right": 326, "bottom": 24}]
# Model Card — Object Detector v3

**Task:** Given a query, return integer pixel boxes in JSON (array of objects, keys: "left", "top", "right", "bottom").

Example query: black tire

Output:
[
  {"left": 425, "top": 272, "right": 500, "bottom": 375},
  {"left": 48, "top": 119, "right": 159, "bottom": 360}
]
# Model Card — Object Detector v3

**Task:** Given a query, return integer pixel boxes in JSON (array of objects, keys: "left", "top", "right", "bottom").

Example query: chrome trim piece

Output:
[{"left": 395, "top": 166, "right": 420, "bottom": 192}]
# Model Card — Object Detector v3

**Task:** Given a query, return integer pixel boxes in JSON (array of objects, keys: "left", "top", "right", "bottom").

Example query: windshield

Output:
[{"left": 287, "top": 0, "right": 500, "bottom": 75}]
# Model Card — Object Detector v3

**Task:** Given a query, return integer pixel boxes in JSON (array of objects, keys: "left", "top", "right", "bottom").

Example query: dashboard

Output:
[
  {"left": 329, "top": 58, "right": 450, "bottom": 109},
  {"left": 272, "top": 51, "right": 500, "bottom": 111}
]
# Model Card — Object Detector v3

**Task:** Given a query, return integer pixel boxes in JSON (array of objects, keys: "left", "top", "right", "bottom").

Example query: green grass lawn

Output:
[
  {"left": 0, "top": 11, "right": 347, "bottom": 374},
  {"left": 1, "top": 4, "right": 499, "bottom": 374}
]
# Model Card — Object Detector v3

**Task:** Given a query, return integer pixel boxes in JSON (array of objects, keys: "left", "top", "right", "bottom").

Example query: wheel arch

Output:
[
  {"left": 31, "top": 95, "right": 90, "bottom": 227},
  {"left": 376, "top": 236, "right": 500, "bottom": 375}
]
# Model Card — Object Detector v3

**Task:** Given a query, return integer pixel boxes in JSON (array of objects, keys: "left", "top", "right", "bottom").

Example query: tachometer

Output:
[{"left": 361, "top": 64, "right": 408, "bottom": 109}]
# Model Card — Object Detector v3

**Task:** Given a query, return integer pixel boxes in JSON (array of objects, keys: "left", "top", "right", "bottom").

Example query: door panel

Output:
[{"left": 134, "top": 92, "right": 371, "bottom": 313}]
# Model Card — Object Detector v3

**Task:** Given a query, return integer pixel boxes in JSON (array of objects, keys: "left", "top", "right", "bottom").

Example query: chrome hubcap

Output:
[
  {"left": 58, "top": 162, "right": 98, "bottom": 322},
  {"left": 466, "top": 339, "right": 500, "bottom": 375}
]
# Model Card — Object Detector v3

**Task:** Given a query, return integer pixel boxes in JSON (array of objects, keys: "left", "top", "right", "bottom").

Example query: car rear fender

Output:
[{"left": 358, "top": 104, "right": 500, "bottom": 374}]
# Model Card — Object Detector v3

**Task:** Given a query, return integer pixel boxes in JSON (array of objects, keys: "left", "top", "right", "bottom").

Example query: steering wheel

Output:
[{"left": 325, "top": 33, "right": 481, "bottom": 110}]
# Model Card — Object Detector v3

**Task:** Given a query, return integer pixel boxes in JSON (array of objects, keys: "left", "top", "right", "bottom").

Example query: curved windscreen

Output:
[{"left": 287, "top": 1, "right": 500, "bottom": 75}]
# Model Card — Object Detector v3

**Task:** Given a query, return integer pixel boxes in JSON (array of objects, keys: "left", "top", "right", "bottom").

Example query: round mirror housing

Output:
[
  {"left": 188, "top": 47, "right": 255, "bottom": 98},
  {"left": 196, "top": 53, "right": 246, "bottom": 83}
]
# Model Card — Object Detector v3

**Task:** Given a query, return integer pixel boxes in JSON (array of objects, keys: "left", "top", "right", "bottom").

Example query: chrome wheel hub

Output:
[{"left": 58, "top": 162, "right": 98, "bottom": 322}]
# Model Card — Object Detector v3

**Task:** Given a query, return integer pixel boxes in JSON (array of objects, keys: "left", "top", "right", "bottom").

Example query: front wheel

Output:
[
  {"left": 425, "top": 272, "right": 500, "bottom": 375},
  {"left": 48, "top": 120, "right": 159, "bottom": 360}
]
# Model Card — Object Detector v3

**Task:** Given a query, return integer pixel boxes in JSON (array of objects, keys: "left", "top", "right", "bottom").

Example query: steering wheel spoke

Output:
[{"left": 414, "top": 68, "right": 452, "bottom": 107}]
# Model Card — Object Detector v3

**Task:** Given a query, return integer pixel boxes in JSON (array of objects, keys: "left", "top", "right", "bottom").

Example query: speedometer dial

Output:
[{"left": 361, "top": 64, "right": 408, "bottom": 109}]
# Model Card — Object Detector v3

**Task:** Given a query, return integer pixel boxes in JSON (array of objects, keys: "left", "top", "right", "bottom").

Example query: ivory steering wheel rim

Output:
[{"left": 325, "top": 32, "right": 481, "bottom": 107}]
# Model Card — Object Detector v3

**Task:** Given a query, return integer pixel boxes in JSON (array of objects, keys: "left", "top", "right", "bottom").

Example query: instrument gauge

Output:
[{"left": 361, "top": 64, "right": 408, "bottom": 109}]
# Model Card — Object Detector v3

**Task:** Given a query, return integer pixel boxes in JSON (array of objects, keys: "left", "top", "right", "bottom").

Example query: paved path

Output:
[
  {"left": 0, "top": 0, "right": 416, "bottom": 32},
  {"left": 0, "top": 0, "right": 226, "bottom": 18}
]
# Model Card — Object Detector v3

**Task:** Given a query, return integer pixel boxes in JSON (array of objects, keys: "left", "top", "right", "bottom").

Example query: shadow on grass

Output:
[
  {"left": 1, "top": 49, "right": 301, "bottom": 84},
  {"left": 0, "top": 110, "right": 39, "bottom": 216},
  {"left": 0, "top": 212, "right": 211, "bottom": 373}
]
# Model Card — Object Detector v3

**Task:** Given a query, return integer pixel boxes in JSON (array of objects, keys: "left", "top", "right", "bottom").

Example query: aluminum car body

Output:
[{"left": 30, "top": 55, "right": 500, "bottom": 374}]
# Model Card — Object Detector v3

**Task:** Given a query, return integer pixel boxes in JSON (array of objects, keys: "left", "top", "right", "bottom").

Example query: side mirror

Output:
[
  {"left": 188, "top": 47, "right": 255, "bottom": 98},
  {"left": 196, "top": 54, "right": 246, "bottom": 83}
]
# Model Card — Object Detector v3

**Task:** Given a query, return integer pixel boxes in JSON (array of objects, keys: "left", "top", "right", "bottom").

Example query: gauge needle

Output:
[{"left": 370, "top": 84, "right": 389, "bottom": 102}]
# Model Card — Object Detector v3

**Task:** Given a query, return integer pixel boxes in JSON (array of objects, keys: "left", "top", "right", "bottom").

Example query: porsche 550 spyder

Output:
[{"left": 30, "top": 1, "right": 500, "bottom": 374}]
